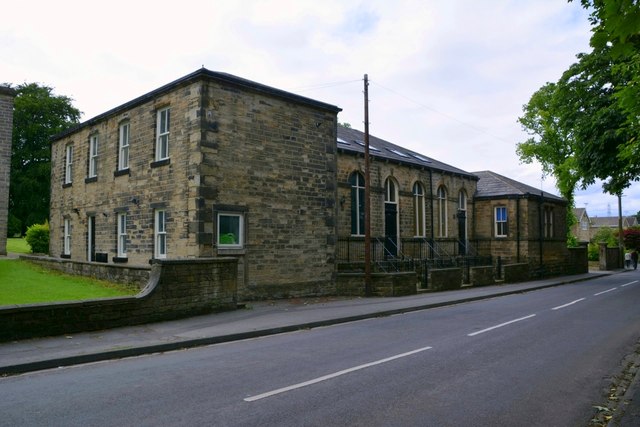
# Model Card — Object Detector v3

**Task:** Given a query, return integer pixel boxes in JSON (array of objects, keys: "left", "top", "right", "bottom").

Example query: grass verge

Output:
[
  {"left": 0, "top": 259, "right": 137, "bottom": 306},
  {"left": 6, "top": 237, "right": 31, "bottom": 254}
]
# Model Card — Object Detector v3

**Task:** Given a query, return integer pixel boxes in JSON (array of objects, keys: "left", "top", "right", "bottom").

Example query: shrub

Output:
[
  {"left": 25, "top": 221, "right": 50, "bottom": 254},
  {"left": 588, "top": 243, "right": 600, "bottom": 261}
]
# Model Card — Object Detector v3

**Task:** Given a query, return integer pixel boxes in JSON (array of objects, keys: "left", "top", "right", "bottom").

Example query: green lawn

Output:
[
  {"left": 7, "top": 237, "right": 31, "bottom": 254},
  {"left": 0, "top": 259, "right": 137, "bottom": 306}
]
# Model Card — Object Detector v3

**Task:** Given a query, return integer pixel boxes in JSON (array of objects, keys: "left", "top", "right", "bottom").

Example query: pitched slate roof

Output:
[
  {"left": 473, "top": 170, "right": 565, "bottom": 202},
  {"left": 336, "top": 126, "right": 477, "bottom": 178},
  {"left": 591, "top": 216, "right": 638, "bottom": 228}
]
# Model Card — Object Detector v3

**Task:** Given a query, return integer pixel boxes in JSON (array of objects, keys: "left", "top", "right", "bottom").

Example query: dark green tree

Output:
[{"left": 9, "top": 83, "right": 81, "bottom": 235}]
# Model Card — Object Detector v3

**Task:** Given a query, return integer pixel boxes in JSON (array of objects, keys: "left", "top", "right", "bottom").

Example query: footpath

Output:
[{"left": 0, "top": 266, "right": 639, "bottom": 425}]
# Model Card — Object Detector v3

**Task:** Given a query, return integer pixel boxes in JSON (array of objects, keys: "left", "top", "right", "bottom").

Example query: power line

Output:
[{"left": 286, "top": 79, "right": 361, "bottom": 92}]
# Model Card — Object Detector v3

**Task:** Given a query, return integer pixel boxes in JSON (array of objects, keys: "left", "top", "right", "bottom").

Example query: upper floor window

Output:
[
  {"left": 413, "top": 182, "right": 425, "bottom": 237},
  {"left": 437, "top": 186, "right": 447, "bottom": 237},
  {"left": 580, "top": 218, "right": 589, "bottom": 231},
  {"left": 64, "top": 145, "right": 74, "bottom": 184},
  {"left": 349, "top": 172, "right": 365, "bottom": 236},
  {"left": 495, "top": 206, "right": 508, "bottom": 237},
  {"left": 156, "top": 108, "right": 170, "bottom": 161},
  {"left": 88, "top": 135, "right": 98, "bottom": 178},
  {"left": 217, "top": 212, "right": 245, "bottom": 249},
  {"left": 154, "top": 209, "right": 167, "bottom": 259},
  {"left": 118, "top": 122, "right": 130, "bottom": 170}
]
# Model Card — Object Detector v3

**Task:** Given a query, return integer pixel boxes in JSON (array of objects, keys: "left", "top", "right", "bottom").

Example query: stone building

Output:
[
  {"left": 0, "top": 86, "right": 16, "bottom": 255},
  {"left": 49, "top": 69, "right": 341, "bottom": 299},
  {"left": 472, "top": 170, "right": 569, "bottom": 277},
  {"left": 572, "top": 207, "right": 591, "bottom": 243}
]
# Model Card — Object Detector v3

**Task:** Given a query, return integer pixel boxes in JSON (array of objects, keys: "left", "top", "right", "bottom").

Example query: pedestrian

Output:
[
  {"left": 632, "top": 251, "right": 638, "bottom": 270},
  {"left": 625, "top": 251, "right": 631, "bottom": 269}
]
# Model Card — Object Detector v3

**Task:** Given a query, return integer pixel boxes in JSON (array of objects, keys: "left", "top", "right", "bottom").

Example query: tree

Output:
[{"left": 9, "top": 83, "right": 81, "bottom": 235}]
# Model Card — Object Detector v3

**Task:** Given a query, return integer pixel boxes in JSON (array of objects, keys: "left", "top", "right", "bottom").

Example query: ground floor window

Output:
[
  {"left": 154, "top": 209, "right": 167, "bottom": 258},
  {"left": 63, "top": 218, "right": 71, "bottom": 255},
  {"left": 117, "top": 213, "right": 127, "bottom": 258},
  {"left": 217, "top": 212, "right": 244, "bottom": 249},
  {"left": 495, "top": 206, "right": 508, "bottom": 237}
]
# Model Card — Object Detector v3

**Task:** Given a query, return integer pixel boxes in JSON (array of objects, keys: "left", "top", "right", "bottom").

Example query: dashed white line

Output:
[
  {"left": 467, "top": 314, "right": 536, "bottom": 337},
  {"left": 622, "top": 280, "right": 638, "bottom": 287},
  {"left": 552, "top": 298, "right": 586, "bottom": 310},
  {"left": 244, "top": 346, "right": 433, "bottom": 402},
  {"left": 594, "top": 287, "right": 617, "bottom": 296}
]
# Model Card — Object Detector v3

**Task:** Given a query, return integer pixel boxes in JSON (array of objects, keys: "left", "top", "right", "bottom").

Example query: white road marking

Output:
[
  {"left": 594, "top": 288, "right": 617, "bottom": 296},
  {"left": 467, "top": 314, "right": 536, "bottom": 337},
  {"left": 552, "top": 298, "right": 586, "bottom": 310},
  {"left": 622, "top": 280, "right": 638, "bottom": 287},
  {"left": 244, "top": 346, "right": 433, "bottom": 402}
]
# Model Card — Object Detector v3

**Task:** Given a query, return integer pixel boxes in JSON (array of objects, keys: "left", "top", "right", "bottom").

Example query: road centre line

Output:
[
  {"left": 622, "top": 280, "right": 638, "bottom": 287},
  {"left": 552, "top": 298, "right": 586, "bottom": 310},
  {"left": 467, "top": 314, "right": 536, "bottom": 337},
  {"left": 594, "top": 287, "right": 617, "bottom": 296},
  {"left": 244, "top": 346, "right": 433, "bottom": 402}
]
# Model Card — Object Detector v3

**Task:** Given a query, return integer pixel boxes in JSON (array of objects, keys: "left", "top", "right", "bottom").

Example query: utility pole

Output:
[
  {"left": 618, "top": 192, "right": 624, "bottom": 268},
  {"left": 364, "top": 74, "right": 372, "bottom": 296}
]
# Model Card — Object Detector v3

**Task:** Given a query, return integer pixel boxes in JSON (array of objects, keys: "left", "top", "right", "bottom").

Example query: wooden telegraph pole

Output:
[{"left": 364, "top": 74, "right": 372, "bottom": 296}]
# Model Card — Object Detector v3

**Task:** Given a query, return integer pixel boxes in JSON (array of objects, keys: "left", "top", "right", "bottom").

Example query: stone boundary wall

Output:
[
  {"left": 503, "top": 263, "right": 530, "bottom": 283},
  {"left": 599, "top": 243, "right": 622, "bottom": 271},
  {"left": 470, "top": 266, "right": 494, "bottom": 287},
  {"left": 336, "top": 272, "right": 417, "bottom": 297},
  {"left": 429, "top": 268, "right": 462, "bottom": 291},
  {"left": 567, "top": 246, "right": 588, "bottom": 274},
  {"left": 20, "top": 255, "right": 151, "bottom": 290},
  {"left": 0, "top": 258, "right": 238, "bottom": 342}
]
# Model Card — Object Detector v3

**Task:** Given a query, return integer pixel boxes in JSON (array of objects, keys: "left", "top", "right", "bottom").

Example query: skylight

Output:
[
  {"left": 410, "top": 153, "right": 432, "bottom": 163},
  {"left": 353, "top": 140, "right": 380, "bottom": 151},
  {"left": 337, "top": 137, "right": 350, "bottom": 145},
  {"left": 388, "top": 148, "right": 409, "bottom": 158}
]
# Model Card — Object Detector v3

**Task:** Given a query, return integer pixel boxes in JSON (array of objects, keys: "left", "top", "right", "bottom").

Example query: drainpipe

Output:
[{"left": 516, "top": 197, "right": 521, "bottom": 263}]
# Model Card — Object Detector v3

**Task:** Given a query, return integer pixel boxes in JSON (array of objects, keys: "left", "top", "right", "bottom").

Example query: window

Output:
[
  {"left": 117, "top": 213, "right": 127, "bottom": 257},
  {"left": 580, "top": 218, "right": 589, "bottom": 231},
  {"left": 217, "top": 213, "right": 244, "bottom": 249},
  {"left": 495, "top": 206, "right": 508, "bottom": 237},
  {"left": 154, "top": 209, "right": 167, "bottom": 259},
  {"left": 88, "top": 135, "right": 98, "bottom": 178},
  {"left": 437, "top": 186, "right": 447, "bottom": 237},
  {"left": 413, "top": 182, "right": 425, "bottom": 237},
  {"left": 458, "top": 190, "right": 467, "bottom": 212},
  {"left": 156, "top": 108, "right": 170, "bottom": 161},
  {"left": 64, "top": 145, "right": 74, "bottom": 184},
  {"left": 63, "top": 218, "right": 71, "bottom": 255},
  {"left": 118, "top": 122, "right": 130, "bottom": 170},
  {"left": 349, "top": 172, "right": 365, "bottom": 236},
  {"left": 544, "top": 207, "right": 554, "bottom": 238}
]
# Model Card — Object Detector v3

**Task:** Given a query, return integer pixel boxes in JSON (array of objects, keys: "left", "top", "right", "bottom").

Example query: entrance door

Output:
[
  {"left": 385, "top": 203, "right": 398, "bottom": 258},
  {"left": 457, "top": 211, "right": 467, "bottom": 255},
  {"left": 87, "top": 216, "right": 95, "bottom": 261}
]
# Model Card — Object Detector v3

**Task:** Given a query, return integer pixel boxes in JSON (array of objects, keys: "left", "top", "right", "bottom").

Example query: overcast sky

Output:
[{"left": 3, "top": 0, "right": 638, "bottom": 218}]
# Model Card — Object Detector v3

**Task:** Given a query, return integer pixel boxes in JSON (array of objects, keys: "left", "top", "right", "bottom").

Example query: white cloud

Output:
[{"left": 4, "top": 0, "right": 637, "bottom": 217}]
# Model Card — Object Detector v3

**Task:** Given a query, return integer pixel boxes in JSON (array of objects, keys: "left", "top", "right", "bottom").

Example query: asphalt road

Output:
[{"left": 1, "top": 274, "right": 639, "bottom": 426}]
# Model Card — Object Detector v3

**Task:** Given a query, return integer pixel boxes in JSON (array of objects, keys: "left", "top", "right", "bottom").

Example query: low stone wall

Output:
[
  {"left": 567, "top": 246, "right": 588, "bottom": 274},
  {"left": 336, "top": 272, "right": 417, "bottom": 297},
  {"left": 503, "top": 263, "right": 530, "bottom": 283},
  {"left": 429, "top": 268, "right": 462, "bottom": 291},
  {"left": 470, "top": 266, "right": 494, "bottom": 287},
  {"left": 0, "top": 258, "right": 238, "bottom": 342},
  {"left": 20, "top": 255, "right": 150, "bottom": 290}
]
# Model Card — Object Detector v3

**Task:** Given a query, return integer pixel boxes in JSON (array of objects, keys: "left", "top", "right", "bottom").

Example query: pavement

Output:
[{"left": 1, "top": 263, "right": 639, "bottom": 425}]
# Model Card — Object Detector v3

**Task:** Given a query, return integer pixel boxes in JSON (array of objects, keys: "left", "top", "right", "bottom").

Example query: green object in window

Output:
[{"left": 220, "top": 233, "right": 237, "bottom": 245}]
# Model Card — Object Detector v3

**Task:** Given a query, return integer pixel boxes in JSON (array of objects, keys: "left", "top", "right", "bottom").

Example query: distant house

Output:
[
  {"left": 590, "top": 215, "right": 638, "bottom": 239},
  {"left": 572, "top": 207, "right": 591, "bottom": 243},
  {"left": 472, "top": 171, "right": 570, "bottom": 277}
]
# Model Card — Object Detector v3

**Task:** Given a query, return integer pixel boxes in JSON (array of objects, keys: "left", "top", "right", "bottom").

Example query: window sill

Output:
[
  {"left": 85, "top": 176, "right": 97, "bottom": 184},
  {"left": 114, "top": 169, "right": 130, "bottom": 177},
  {"left": 62, "top": 183, "right": 72, "bottom": 189},
  {"left": 151, "top": 158, "right": 170, "bottom": 168},
  {"left": 217, "top": 247, "right": 246, "bottom": 256},
  {"left": 60, "top": 254, "right": 71, "bottom": 259},
  {"left": 113, "top": 256, "right": 128, "bottom": 263}
]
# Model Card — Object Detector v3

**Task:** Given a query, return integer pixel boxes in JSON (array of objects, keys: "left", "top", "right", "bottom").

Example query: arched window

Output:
[
  {"left": 413, "top": 182, "right": 425, "bottom": 237},
  {"left": 437, "top": 186, "right": 447, "bottom": 237},
  {"left": 458, "top": 190, "right": 467, "bottom": 212},
  {"left": 349, "top": 172, "right": 365, "bottom": 236},
  {"left": 384, "top": 178, "right": 397, "bottom": 203}
]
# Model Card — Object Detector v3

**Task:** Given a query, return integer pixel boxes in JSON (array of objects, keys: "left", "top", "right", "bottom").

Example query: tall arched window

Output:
[
  {"left": 458, "top": 190, "right": 467, "bottom": 212},
  {"left": 413, "top": 182, "right": 425, "bottom": 237},
  {"left": 349, "top": 172, "right": 365, "bottom": 236},
  {"left": 437, "top": 186, "right": 447, "bottom": 237}
]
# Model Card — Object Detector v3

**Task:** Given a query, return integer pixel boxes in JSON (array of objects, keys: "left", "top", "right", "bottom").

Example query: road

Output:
[{"left": 1, "top": 274, "right": 639, "bottom": 426}]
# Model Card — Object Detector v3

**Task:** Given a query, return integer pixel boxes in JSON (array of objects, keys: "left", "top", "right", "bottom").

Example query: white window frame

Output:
[
  {"left": 437, "top": 186, "right": 448, "bottom": 238},
  {"left": 88, "top": 135, "right": 98, "bottom": 178},
  {"left": 118, "top": 122, "right": 130, "bottom": 170},
  {"left": 495, "top": 206, "right": 508, "bottom": 238},
  {"left": 63, "top": 218, "right": 71, "bottom": 255},
  {"left": 154, "top": 209, "right": 167, "bottom": 259},
  {"left": 413, "top": 182, "right": 425, "bottom": 237},
  {"left": 156, "top": 108, "right": 170, "bottom": 161},
  {"left": 64, "top": 145, "right": 73, "bottom": 184},
  {"left": 117, "top": 213, "right": 127, "bottom": 258},
  {"left": 350, "top": 172, "right": 365, "bottom": 236},
  {"left": 544, "top": 207, "right": 554, "bottom": 238},
  {"left": 217, "top": 212, "right": 244, "bottom": 249}
]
